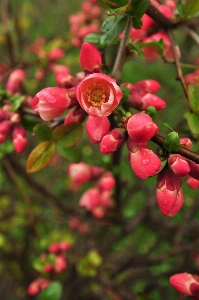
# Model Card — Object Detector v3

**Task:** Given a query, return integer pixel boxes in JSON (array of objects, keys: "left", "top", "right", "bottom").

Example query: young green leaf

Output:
[
  {"left": 9, "top": 95, "right": 25, "bottom": 111},
  {"left": 188, "top": 83, "right": 199, "bottom": 115},
  {"left": 83, "top": 33, "right": 101, "bottom": 44},
  {"left": 163, "top": 132, "right": 180, "bottom": 153},
  {"left": 26, "top": 141, "right": 55, "bottom": 173},
  {"left": 56, "top": 144, "right": 80, "bottom": 162},
  {"left": 100, "top": 15, "right": 128, "bottom": 46},
  {"left": 39, "top": 282, "right": 63, "bottom": 300},
  {"left": 187, "top": 112, "right": 199, "bottom": 134},
  {"left": 131, "top": 0, "right": 149, "bottom": 19},
  {"left": 183, "top": 0, "right": 199, "bottom": 18},
  {"left": 52, "top": 123, "right": 83, "bottom": 148},
  {"left": 33, "top": 124, "right": 52, "bottom": 141}
]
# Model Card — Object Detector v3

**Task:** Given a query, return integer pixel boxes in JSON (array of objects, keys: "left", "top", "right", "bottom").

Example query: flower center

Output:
[{"left": 87, "top": 82, "right": 107, "bottom": 107}]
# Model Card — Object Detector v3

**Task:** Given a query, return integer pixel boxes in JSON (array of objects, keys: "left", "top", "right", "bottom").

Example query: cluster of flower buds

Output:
[
  {"left": 27, "top": 241, "right": 71, "bottom": 296},
  {"left": 170, "top": 273, "right": 199, "bottom": 299},
  {"left": 0, "top": 104, "right": 27, "bottom": 153},
  {"left": 123, "top": 79, "right": 166, "bottom": 111},
  {"left": 79, "top": 171, "right": 115, "bottom": 218},
  {"left": 68, "top": 1, "right": 101, "bottom": 47},
  {"left": 67, "top": 161, "right": 115, "bottom": 218}
]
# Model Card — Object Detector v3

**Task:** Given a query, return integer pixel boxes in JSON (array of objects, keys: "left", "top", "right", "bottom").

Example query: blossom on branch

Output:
[{"left": 76, "top": 73, "right": 123, "bottom": 117}]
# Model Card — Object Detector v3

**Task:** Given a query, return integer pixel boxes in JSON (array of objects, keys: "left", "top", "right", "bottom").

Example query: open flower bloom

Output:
[{"left": 76, "top": 73, "right": 123, "bottom": 117}]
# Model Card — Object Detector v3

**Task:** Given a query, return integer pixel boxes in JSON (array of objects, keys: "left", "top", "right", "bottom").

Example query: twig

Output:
[
  {"left": 185, "top": 26, "right": 199, "bottom": 47},
  {"left": 168, "top": 30, "right": 189, "bottom": 99},
  {"left": 111, "top": 16, "right": 132, "bottom": 83}
]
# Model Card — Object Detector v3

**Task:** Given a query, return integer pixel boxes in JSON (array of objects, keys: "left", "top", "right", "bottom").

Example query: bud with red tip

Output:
[
  {"left": 86, "top": 115, "right": 110, "bottom": 144},
  {"left": 6, "top": 69, "right": 25, "bottom": 94},
  {"left": 133, "top": 79, "right": 161, "bottom": 93},
  {"left": 12, "top": 126, "right": 27, "bottom": 153},
  {"left": 100, "top": 128, "right": 124, "bottom": 154},
  {"left": 168, "top": 154, "right": 190, "bottom": 177},
  {"left": 156, "top": 168, "right": 184, "bottom": 216},
  {"left": 126, "top": 113, "right": 159, "bottom": 143},
  {"left": 64, "top": 106, "right": 87, "bottom": 125},
  {"left": 0, "top": 120, "right": 12, "bottom": 143},
  {"left": 80, "top": 42, "right": 102, "bottom": 74},
  {"left": 128, "top": 141, "right": 161, "bottom": 180},
  {"left": 32, "top": 87, "right": 76, "bottom": 121},
  {"left": 180, "top": 137, "right": 192, "bottom": 149},
  {"left": 170, "top": 273, "right": 199, "bottom": 299}
]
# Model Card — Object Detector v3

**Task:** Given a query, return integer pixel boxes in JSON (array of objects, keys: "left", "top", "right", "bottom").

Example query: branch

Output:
[{"left": 111, "top": 16, "right": 132, "bottom": 83}]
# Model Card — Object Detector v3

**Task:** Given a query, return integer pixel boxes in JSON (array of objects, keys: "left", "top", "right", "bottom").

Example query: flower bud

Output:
[
  {"left": 134, "top": 79, "right": 161, "bottom": 93},
  {"left": 47, "top": 48, "right": 65, "bottom": 62},
  {"left": 156, "top": 168, "right": 183, "bottom": 216},
  {"left": 79, "top": 186, "right": 101, "bottom": 211},
  {"left": 12, "top": 126, "right": 27, "bottom": 153},
  {"left": 97, "top": 171, "right": 116, "bottom": 191},
  {"left": 168, "top": 154, "right": 190, "bottom": 177},
  {"left": 126, "top": 113, "right": 159, "bottom": 143},
  {"left": 54, "top": 255, "right": 67, "bottom": 273},
  {"left": 186, "top": 159, "right": 199, "bottom": 181},
  {"left": 80, "top": 42, "right": 102, "bottom": 74},
  {"left": 128, "top": 141, "right": 161, "bottom": 180},
  {"left": 86, "top": 115, "right": 110, "bottom": 144},
  {"left": 0, "top": 120, "right": 12, "bottom": 143},
  {"left": 55, "top": 72, "right": 76, "bottom": 88},
  {"left": 185, "top": 175, "right": 199, "bottom": 190},
  {"left": 0, "top": 109, "right": 7, "bottom": 121},
  {"left": 67, "top": 162, "right": 92, "bottom": 184},
  {"left": 170, "top": 273, "right": 199, "bottom": 298},
  {"left": 32, "top": 87, "right": 76, "bottom": 121},
  {"left": 129, "top": 90, "right": 166, "bottom": 111},
  {"left": 6, "top": 69, "right": 25, "bottom": 94},
  {"left": 100, "top": 128, "right": 124, "bottom": 154},
  {"left": 180, "top": 137, "right": 192, "bottom": 149}
]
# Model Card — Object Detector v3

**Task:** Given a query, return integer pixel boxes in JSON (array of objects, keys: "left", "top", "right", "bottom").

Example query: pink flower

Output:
[
  {"left": 32, "top": 87, "right": 76, "bottom": 121},
  {"left": 12, "top": 126, "right": 27, "bottom": 153},
  {"left": 100, "top": 128, "right": 124, "bottom": 154},
  {"left": 67, "top": 162, "right": 93, "bottom": 184},
  {"left": 168, "top": 154, "right": 190, "bottom": 177},
  {"left": 128, "top": 141, "right": 161, "bottom": 180},
  {"left": 86, "top": 115, "right": 110, "bottom": 143},
  {"left": 170, "top": 273, "right": 199, "bottom": 299},
  {"left": 76, "top": 73, "right": 123, "bottom": 117},
  {"left": 80, "top": 42, "right": 102, "bottom": 74},
  {"left": 156, "top": 168, "right": 184, "bottom": 216},
  {"left": 126, "top": 113, "right": 159, "bottom": 143}
]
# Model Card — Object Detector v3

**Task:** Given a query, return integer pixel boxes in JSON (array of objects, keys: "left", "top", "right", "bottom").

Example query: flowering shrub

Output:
[{"left": 1, "top": 0, "right": 199, "bottom": 299}]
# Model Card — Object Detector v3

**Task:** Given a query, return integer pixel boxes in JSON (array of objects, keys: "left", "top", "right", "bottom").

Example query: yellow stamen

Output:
[{"left": 87, "top": 82, "right": 106, "bottom": 107}]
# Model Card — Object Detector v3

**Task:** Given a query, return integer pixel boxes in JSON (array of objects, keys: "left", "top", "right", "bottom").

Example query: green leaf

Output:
[
  {"left": 53, "top": 123, "right": 83, "bottom": 148},
  {"left": 187, "top": 112, "right": 199, "bottom": 134},
  {"left": 183, "top": 0, "right": 199, "bottom": 18},
  {"left": 83, "top": 33, "right": 101, "bottom": 44},
  {"left": 138, "top": 39, "right": 164, "bottom": 56},
  {"left": 163, "top": 132, "right": 180, "bottom": 153},
  {"left": 26, "top": 141, "right": 55, "bottom": 173},
  {"left": 100, "top": 15, "right": 128, "bottom": 46},
  {"left": 106, "top": 4, "right": 130, "bottom": 16},
  {"left": 0, "top": 88, "right": 7, "bottom": 101},
  {"left": 188, "top": 83, "right": 199, "bottom": 115},
  {"left": 129, "top": 43, "right": 146, "bottom": 59},
  {"left": 132, "top": 17, "right": 143, "bottom": 29},
  {"left": 39, "top": 282, "right": 63, "bottom": 300},
  {"left": 9, "top": 95, "right": 25, "bottom": 111},
  {"left": 56, "top": 144, "right": 81, "bottom": 162},
  {"left": 33, "top": 124, "right": 52, "bottom": 141},
  {"left": 131, "top": 0, "right": 149, "bottom": 18},
  {"left": 21, "top": 115, "right": 40, "bottom": 132}
]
